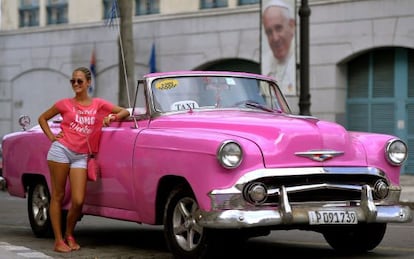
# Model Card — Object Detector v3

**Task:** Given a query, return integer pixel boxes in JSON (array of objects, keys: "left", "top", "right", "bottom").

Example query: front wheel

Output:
[
  {"left": 322, "top": 223, "right": 387, "bottom": 253},
  {"left": 164, "top": 186, "right": 240, "bottom": 259},
  {"left": 163, "top": 186, "right": 209, "bottom": 259},
  {"left": 27, "top": 180, "right": 53, "bottom": 238}
]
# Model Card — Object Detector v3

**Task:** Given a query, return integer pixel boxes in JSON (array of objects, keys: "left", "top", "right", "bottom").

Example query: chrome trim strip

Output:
[
  {"left": 267, "top": 183, "right": 363, "bottom": 196},
  {"left": 295, "top": 150, "right": 344, "bottom": 162},
  {"left": 231, "top": 167, "right": 386, "bottom": 191}
]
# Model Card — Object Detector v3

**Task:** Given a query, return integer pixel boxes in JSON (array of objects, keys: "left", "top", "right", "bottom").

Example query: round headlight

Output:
[
  {"left": 385, "top": 139, "right": 407, "bottom": 166},
  {"left": 217, "top": 141, "right": 243, "bottom": 169}
]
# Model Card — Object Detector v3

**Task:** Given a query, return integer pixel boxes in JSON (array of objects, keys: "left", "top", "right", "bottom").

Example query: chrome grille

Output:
[{"left": 244, "top": 174, "right": 386, "bottom": 205}]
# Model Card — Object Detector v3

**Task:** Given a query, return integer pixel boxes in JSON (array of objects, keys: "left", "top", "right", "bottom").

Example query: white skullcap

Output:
[{"left": 263, "top": 0, "right": 293, "bottom": 18}]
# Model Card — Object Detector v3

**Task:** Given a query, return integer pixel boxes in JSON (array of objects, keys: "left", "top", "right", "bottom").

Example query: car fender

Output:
[{"left": 133, "top": 128, "right": 264, "bottom": 221}]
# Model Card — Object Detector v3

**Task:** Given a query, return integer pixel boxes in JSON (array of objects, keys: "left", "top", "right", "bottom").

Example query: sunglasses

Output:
[{"left": 70, "top": 79, "right": 84, "bottom": 85}]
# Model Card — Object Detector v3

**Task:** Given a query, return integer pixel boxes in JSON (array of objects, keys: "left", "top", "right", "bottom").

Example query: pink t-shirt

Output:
[{"left": 55, "top": 98, "right": 114, "bottom": 154}]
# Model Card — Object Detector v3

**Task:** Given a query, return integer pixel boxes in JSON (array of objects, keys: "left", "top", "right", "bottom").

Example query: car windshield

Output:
[{"left": 151, "top": 76, "right": 291, "bottom": 113}]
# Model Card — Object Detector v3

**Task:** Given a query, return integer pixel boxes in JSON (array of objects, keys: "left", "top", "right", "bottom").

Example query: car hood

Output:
[{"left": 150, "top": 110, "right": 367, "bottom": 167}]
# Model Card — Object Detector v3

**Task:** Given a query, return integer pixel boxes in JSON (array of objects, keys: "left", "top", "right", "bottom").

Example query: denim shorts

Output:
[{"left": 47, "top": 141, "right": 88, "bottom": 169}]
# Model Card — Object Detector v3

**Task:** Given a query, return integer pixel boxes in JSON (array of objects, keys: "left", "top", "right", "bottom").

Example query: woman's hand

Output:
[
  {"left": 52, "top": 131, "right": 63, "bottom": 142},
  {"left": 103, "top": 114, "right": 117, "bottom": 127}
]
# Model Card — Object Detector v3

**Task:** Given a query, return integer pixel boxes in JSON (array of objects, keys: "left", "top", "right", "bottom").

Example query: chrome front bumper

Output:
[{"left": 196, "top": 185, "right": 412, "bottom": 228}]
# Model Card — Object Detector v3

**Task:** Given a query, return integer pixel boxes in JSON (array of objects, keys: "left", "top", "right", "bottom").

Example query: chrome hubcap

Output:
[
  {"left": 172, "top": 197, "right": 203, "bottom": 251},
  {"left": 31, "top": 184, "right": 49, "bottom": 226}
]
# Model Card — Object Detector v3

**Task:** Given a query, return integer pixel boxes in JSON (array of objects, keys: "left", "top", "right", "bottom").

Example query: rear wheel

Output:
[
  {"left": 322, "top": 223, "right": 387, "bottom": 253},
  {"left": 27, "top": 180, "right": 68, "bottom": 238},
  {"left": 27, "top": 180, "right": 53, "bottom": 238}
]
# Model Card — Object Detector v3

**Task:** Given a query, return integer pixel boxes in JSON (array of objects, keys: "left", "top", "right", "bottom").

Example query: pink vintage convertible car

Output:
[{"left": 1, "top": 71, "right": 412, "bottom": 258}]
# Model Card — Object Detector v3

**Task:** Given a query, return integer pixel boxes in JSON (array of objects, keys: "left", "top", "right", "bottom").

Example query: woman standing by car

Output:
[{"left": 38, "top": 67, "right": 129, "bottom": 252}]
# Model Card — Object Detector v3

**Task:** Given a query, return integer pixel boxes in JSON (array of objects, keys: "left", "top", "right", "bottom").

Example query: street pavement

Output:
[
  {"left": 0, "top": 174, "right": 413, "bottom": 259},
  {"left": 0, "top": 242, "right": 52, "bottom": 259}
]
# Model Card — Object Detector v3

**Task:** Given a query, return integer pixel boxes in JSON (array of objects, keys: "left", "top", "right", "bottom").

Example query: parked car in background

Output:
[
  {"left": 0, "top": 144, "right": 3, "bottom": 188},
  {"left": 0, "top": 144, "right": 2, "bottom": 176},
  {"left": 0, "top": 143, "right": 5, "bottom": 191},
  {"left": 1, "top": 71, "right": 412, "bottom": 258}
]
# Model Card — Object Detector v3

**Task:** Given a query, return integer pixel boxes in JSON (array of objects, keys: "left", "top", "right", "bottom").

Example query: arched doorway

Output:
[{"left": 346, "top": 47, "right": 414, "bottom": 173}]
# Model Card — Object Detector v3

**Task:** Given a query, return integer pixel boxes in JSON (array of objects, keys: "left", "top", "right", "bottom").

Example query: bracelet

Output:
[{"left": 109, "top": 114, "right": 118, "bottom": 121}]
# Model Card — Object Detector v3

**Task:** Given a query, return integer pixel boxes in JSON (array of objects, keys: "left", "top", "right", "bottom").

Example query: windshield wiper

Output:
[{"left": 245, "top": 101, "right": 280, "bottom": 113}]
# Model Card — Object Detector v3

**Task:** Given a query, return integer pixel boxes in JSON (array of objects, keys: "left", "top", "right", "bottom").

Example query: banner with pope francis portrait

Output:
[{"left": 261, "top": 0, "right": 297, "bottom": 96}]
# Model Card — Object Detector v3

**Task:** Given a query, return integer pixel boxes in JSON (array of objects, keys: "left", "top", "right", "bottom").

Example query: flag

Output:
[
  {"left": 89, "top": 48, "right": 97, "bottom": 96},
  {"left": 149, "top": 43, "right": 157, "bottom": 73},
  {"left": 105, "top": 0, "right": 118, "bottom": 27}
]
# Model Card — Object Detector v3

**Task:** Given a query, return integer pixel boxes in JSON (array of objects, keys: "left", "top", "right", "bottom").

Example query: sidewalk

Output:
[{"left": 400, "top": 174, "right": 414, "bottom": 209}]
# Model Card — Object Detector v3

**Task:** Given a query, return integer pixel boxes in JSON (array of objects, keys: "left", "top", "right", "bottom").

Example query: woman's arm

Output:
[{"left": 38, "top": 105, "right": 60, "bottom": 142}]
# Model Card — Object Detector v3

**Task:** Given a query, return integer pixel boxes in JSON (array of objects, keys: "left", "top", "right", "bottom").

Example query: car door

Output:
[{"left": 83, "top": 119, "right": 148, "bottom": 214}]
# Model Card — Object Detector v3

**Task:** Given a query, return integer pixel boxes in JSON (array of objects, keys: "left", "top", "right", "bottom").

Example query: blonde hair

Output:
[{"left": 73, "top": 67, "right": 92, "bottom": 81}]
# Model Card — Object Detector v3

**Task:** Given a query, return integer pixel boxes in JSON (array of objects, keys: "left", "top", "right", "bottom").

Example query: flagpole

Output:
[
  {"left": 89, "top": 45, "right": 97, "bottom": 96},
  {"left": 107, "top": 0, "right": 132, "bottom": 108},
  {"left": 106, "top": 0, "right": 138, "bottom": 127}
]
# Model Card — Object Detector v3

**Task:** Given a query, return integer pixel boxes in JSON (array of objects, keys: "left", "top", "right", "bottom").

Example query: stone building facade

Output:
[{"left": 1, "top": 0, "right": 413, "bottom": 172}]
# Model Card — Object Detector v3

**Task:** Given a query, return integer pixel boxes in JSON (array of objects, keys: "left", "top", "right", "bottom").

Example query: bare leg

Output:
[
  {"left": 65, "top": 167, "right": 87, "bottom": 250},
  {"left": 48, "top": 160, "right": 71, "bottom": 252}
]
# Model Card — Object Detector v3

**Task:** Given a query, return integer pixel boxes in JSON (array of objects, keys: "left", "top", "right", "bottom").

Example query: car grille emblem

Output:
[{"left": 295, "top": 150, "right": 344, "bottom": 162}]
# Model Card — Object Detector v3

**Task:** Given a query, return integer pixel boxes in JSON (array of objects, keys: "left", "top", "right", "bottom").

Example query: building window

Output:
[
  {"left": 135, "top": 0, "right": 159, "bottom": 15},
  {"left": 19, "top": 0, "right": 39, "bottom": 27},
  {"left": 47, "top": 0, "right": 68, "bottom": 25},
  {"left": 200, "top": 0, "right": 228, "bottom": 9},
  {"left": 238, "top": 0, "right": 259, "bottom": 5}
]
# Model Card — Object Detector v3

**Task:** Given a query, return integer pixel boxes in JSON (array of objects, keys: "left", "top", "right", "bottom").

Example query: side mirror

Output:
[{"left": 18, "top": 115, "right": 31, "bottom": 131}]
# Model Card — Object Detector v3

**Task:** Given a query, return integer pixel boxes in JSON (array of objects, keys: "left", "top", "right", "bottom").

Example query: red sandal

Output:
[
  {"left": 54, "top": 239, "right": 71, "bottom": 253},
  {"left": 65, "top": 235, "right": 80, "bottom": 251}
]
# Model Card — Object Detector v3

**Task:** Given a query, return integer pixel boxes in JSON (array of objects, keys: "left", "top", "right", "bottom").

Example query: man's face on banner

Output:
[{"left": 263, "top": 6, "right": 295, "bottom": 63}]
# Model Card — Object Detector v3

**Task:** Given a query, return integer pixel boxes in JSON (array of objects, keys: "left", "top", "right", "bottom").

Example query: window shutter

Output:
[{"left": 373, "top": 49, "right": 394, "bottom": 98}]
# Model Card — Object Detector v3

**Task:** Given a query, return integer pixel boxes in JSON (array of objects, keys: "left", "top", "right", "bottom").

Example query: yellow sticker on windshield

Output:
[{"left": 155, "top": 79, "right": 178, "bottom": 90}]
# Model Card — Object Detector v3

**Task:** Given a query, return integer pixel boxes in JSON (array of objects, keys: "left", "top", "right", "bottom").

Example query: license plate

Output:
[{"left": 308, "top": 210, "right": 358, "bottom": 225}]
